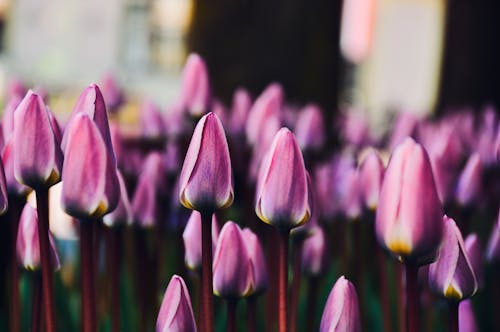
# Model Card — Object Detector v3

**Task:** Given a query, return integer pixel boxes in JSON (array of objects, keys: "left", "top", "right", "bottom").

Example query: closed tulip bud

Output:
[
  {"left": 388, "top": 112, "right": 419, "bottom": 150},
  {"left": 358, "top": 149, "right": 384, "bottom": 211},
  {"left": 103, "top": 170, "right": 133, "bottom": 227},
  {"left": 182, "top": 211, "right": 219, "bottom": 271},
  {"left": 229, "top": 88, "right": 252, "bottom": 136},
  {"left": 213, "top": 221, "right": 252, "bottom": 298},
  {"left": 179, "top": 112, "right": 233, "bottom": 212},
  {"left": 140, "top": 99, "right": 166, "bottom": 140},
  {"left": 429, "top": 216, "right": 477, "bottom": 301},
  {"left": 320, "top": 276, "right": 361, "bottom": 332},
  {"left": 16, "top": 204, "right": 60, "bottom": 271},
  {"left": 156, "top": 275, "right": 197, "bottom": 332},
  {"left": 13, "top": 91, "right": 63, "bottom": 188},
  {"left": 2, "top": 95, "right": 22, "bottom": 142},
  {"left": 459, "top": 300, "right": 478, "bottom": 332},
  {"left": 2, "top": 140, "right": 30, "bottom": 196},
  {"left": 295, "top": 104, "right": 325, "bottom": 152},
  {"left": 0, "top": 160, "right": 7, "bottom": 214},
  {"left": 464, "top": 234, "right": 484, "bottom": 289},
  {"left": 7, "top": 79, "right": 26, "bottom": 100},
  {"left": 180, "top": 53, "right": 211, "bottom": 118},
  {"left": 241, "top": 228, "right": 268, "bottom": 295},
  {"left": 341, "top": 167, "right": 362, "bottom": 221},
  {"left": 375, "top": 137, "right": 443, "bottom": 265},
  {"left": 301, "top": 225, "right": 327, "bottom": 277},
  {"left": 486, "top": 210, "right": 500, "bottom": 264},
  {"left": 455, "top": 153, "right": 482, "bottom": 207},
  {"left": 255, "top": 128, "right": 311, "bottom": 230},
  {"left": 132, "top": 153, "right": 166, "bottom": 228},
  {"left": 100, "top": 73, "right": 124, "bottom": 112},
  {"left": 61, "top": 113, "right": 119, "bottom": 219}
]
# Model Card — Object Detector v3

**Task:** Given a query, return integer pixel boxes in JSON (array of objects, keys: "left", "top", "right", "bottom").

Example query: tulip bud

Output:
[
  {"left": 179, "top": 112, "right": 233, "bottom": 212},
  {"left": 429, "top": 216, "right": 477, "bottom": 301},
  {"left": 358, "top": 149, "right": 384, "bottom": 211},
  {"left": 61, "top": 113, "right": 119, "bottom": 219},
  {"left": 459, "top": 300, "right": 478, "bottom": 332},
  {"left": 2, "top": 140, "right": 30, "bottom": 196},
  {"left": 180, "top": 53, "right": 211, "bottom": 118},
  {"left": 16, "top": 203, "right": 60, "bottom": 271},
  {"left": 301, "top": 225, "right": 327, "bottom": 277},
  {"left": 182, "top": 211, "right": 219, "bottom": 271},
  {"left": 341, "top": 167, "right": 362, "bottom": 221},
  {"left": 0, "top": 159, "right": 8, "bottom": 215},
  {"left": 229, "top": 88, "right": 252, "bottom": 136},
  {"left": 486, "top": 210, "right": 500, "bottom": 264},
  {"left": 375, "top": 137, "right": 443, "bottom": 265},
  {"left": 13, "top": 91, "right": 63, "bottom": 188},
  {"left": 388, "top": 112, "right": 419, "bottom": 150},
  {"left": 320, "top": 276, "right": 361, "bottom": 332},
  {"left": 295, "top": 104, "right": 325, "bottom": 152},
  {"left": 156, "top": 275, "right": 197, "bottom": 332},
  {"left": 464, "top": 234, "right": 484, "bottom": 289},
  {"left": 103, "top": 170, "right": 133, "bottom": 227},
  {"left": 213, "top": 221, "right": 252, "bottom": 298},
  {"left": 241, "top": 228, "right": 268, "bottom": 295},
  {"left": 100, "top": 73, "right": 124, "bottom": 112},
  {"left": 6, "top": 79, "right": 26, "bottom": 100},
  {"left": 455, "top": 153, "right": 482, "bottom": 207},
  {"left": 139, "top": 99, "right": 166, "bottom": 140},
  {"left": 2, "top": 95, "right": 22, "bottom": 143}
]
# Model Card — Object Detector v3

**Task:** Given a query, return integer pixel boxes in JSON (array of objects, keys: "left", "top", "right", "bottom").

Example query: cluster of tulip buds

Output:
[{"left": 2, "top": 52, "right": 500, "bottom": 332}]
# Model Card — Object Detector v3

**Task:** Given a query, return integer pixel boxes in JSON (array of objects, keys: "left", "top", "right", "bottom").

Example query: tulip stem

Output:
[
  {"left": 404, "top": 263, "right": 420, "bottom": 332},
  {"left": 81, "top": 221, "right": 96, "bottom": 332},
  {"left": 289, "top": 240, "right": 303, "bottom": 332},
  {"left": 227, "top": 299, "right": 237, "bottom": 332},
  {"left": 35, "top": 188, "right": 57, "bottom": 332},
  {"left": 376, "top": 247, "right": 392, "bottom": 332},
  {"left": 31, "top": 272, "right": 42, "bottom": 332},
  {"left": 8, "top": 197, "right": 22, "bottom": 332},
  {"left": 201, "top": 211, "right": 215, "bottom": 332},
  {"left": 278, "top": 230, "right": 290, "bottom": 332},
  {"left": 108, "top": 227, "right": 122, "bottom": 332},
  {"left": 247, "top": 296, "right": 257, "bottom": 332},
  {"left": 448, "top": 301, "right": 458, "bottom": 332},
  {"left": 305, "top": 276, "right": 319, "bottom": 331}
]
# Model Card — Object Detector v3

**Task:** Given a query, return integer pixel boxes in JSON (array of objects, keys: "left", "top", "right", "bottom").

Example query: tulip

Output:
[
  {"left": 100, "top": 73, "right": 124, "bottom": 113},
  {"left": 0, "top": 159, "right": 8, "bottom": 215},
  {"left": 458, "top": 300, "right": 478, "bottom": 332},
  {"left": 103, "top": 170, "right": 133, "bottom": 227},
  {"left": 358, "top": 149, "right": 384, "bottom": 211},
  {"left": 2, "top": 95, "right": 22, "bottom": 143},
  {"left": 429, "top": 216, "right": 477, "bottom": 301},
  {"left": 464, "top": 234, "right": 484, "bottom": 289},
  {"left": 13, "top": 91, "right": 63, "bottom": 188},
  {"left": 6, "top": 78, "right": 26, "bottom": 100},
  {"left": 388, "top": 112, "right": 419, "bottom": 150},
  {"left": 182, "top": 211, "right": 219, "bottom": 271},
  {"left": 375, "top": 137, "right": 443, "bottom": 264},
  {"left": 295, "top": 104, "right": 325, "bottom": 152},
  {"left": 139, "top": 99, "right": 166, "bottom": 140},
  {"left": 180, "top": 53, "right": 211, "bottom": 118},
  {"left": 301, "top": 225, "right": 327, "bottom": 277},
  {"left": 486, "top": 210, "right": 500, "bottom": 264},
  {"left": 241, "top": 228, "right": 269, "bottom": 295},
  {"left": 338, "top": 111, "right": 371, "bottom": 148},
  {"left": 2, "top": 140, "right": 30, "bottom": 196},
  {"left": 455, "top": 153, "right": 482, "bottom": 207},
  {"left": 340, "top": 167, "right": 362, "bottom": 221},
  {"left": 319, "top": 276, "right": 361, "bottom": 332},
  {"left": 229, "top": 88, "right": 252, "bottom": 136},
  {"left": 156, "top": 275, "right": 197, "bottom": 332}
]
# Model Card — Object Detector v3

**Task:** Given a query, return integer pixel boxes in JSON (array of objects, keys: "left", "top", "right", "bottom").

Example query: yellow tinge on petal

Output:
[
  {"left": 444, "top": 284, "right": 462, "bottom": 301},
  {"left": 90, "top": 201, "right": 108, "bottom": 219},
  {"left": 46, "top": 168, "right": 61, "bottom": 187},
  {"left": 387, "top": 239, "right": 412, "bottom": 256}
]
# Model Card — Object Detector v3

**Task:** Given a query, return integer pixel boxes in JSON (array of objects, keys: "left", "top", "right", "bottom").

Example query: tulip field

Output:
[{"left": 1, "top": 53, "right": 499, "bottom": 332}]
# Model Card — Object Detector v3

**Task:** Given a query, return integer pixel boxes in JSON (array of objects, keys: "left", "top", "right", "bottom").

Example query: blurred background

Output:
[{"left": 0, "top": 0, "right": 499, "bottom": 131}]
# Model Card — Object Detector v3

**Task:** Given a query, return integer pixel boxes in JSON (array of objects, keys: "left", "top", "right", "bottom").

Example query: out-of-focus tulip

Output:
[
  {"left": 139, "top": 99, "right": 166, "bottom": 140},
  {"left": 2, "top": 140, "right": 30, "bottom": 196},
  {"left": 341, "top": 167, "right": 362, "bottom": 221},
  {"left": 180, "top": 53, "right": 211, "bottom": 118},
  {"left": 229, "top": 88, "right": 252, "bottom": 136},
  {"left": 156, "top": 275, "right": 197, "bottom": 332},
  {"left": 100, "top": 73, "right": 124, "bottom": 112},
  {"left": 241, "top": 228, "right": 268, "bottom": 295},
  {"left": 2, "top": 95, "right": 22, "bottom": 142},
  {"left": 182, "top": 211, "right": 219, "bottom": 271},
  {"left": 295, "top": 104, "right": 325, "bottom": 152},
  {"left": 131, "top": 153, "right": 166, "bottom": 228},
  {"left": 339, "top": 111, "right": 370, "bottom": 148},
  {"left": 375, "top": 137, "right": 443, "bottom": 265},
  {"left": 486, "top": 210, "right": 500, "bottom": 264},
  {"left": 340, "top": 0, "right": 375, "bottom": 63},
  {"left": 255, "top": 128, "right": 311, "bottom": 230},
  {"left": 301, "top": 225, "right": 327, "bottom": 276},
  {"left": 61, "top": 113, "right": 119, "bottom": 219},
  {"left": 16, "top": 204, "right": 60, "bottom": 271},
  {"left": 464, "top": 234, "right": 484, "bottom": 289},
  {"left": 455, "top": 153, "right": 482, "bottom": 207},
  {"left": 179, "top": 112, "right": 233, "bottom": 212},
  {"left": 103, "top": 170, "right": 133, "bottom": 227},
  {"left": 388, "top": 112, "right": 419, "bottom": 150},
  {"left": 319, "top": 276, "right": 361, "bottom": 332},
  {"left": 13, "top": 91, "right": 63, "bottom": 188},
  {"left": 0, "top": 160, "right": 8, "bottom": 214},
  {"left": 248, "top": 114, "right": 281, "bottom": 182},
  {"left": 358, "top": 149, "right": 384, "bottom": 211},
  {"left": 429, "top": 216, "right": 477, "bottom": 301},
  {"left": 212, "top": 99, "right": 228, "bottom": 127},
  {"left": 6, "top": 79, "right": 26, "bottom": 100},
  {"left": 458, "top": 300, "right": 478, "bottom": 332},
  {"left": 213, "top": 222, "right": 253, "bottom": 298}
]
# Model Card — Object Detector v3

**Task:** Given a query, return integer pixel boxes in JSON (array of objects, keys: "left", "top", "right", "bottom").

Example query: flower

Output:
[
  {"left": 179, "top": 53, "right": 211, "bottom": 118},
  {"left": 182, "top": 211, "right": 219, "bottom": 271},
  {"left": 241, "top": 228, "right": 268, "bottom": 295}
]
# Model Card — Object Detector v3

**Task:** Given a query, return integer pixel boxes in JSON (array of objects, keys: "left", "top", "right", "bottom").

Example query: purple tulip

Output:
[
  {"left": 338, "top": 110, "right": 370, "bottom": 148},
  {"left": 301, "top": 225, "right": 327, "bottom": 276},
  {"left": 358, "top": 149, "right": 384, "bottom": 211},
  {"left": 341, "top": 167, "right": 362, "bottom": 221},
  {"left": 319, "top": 276, "right": 361, "bottom": 332},
  {"left": 295, "top": 104, "right": 325, "bottom": 152},
  {"left": 212, "top": 99, "right": 228, "bottom": 127},
  {"left": 13, "top": 91, "right": 63, "bottom": 188},
  {"left": 241, "top": 228, "right": 268, "bottom": 295},
  {"left": 6, "top": 78, "right": 26, "bottom": 100},
  {"left": 429, "top": 216, "right": 477, "bottom": 301},
  {"left": 2, "top": 95, "right": 22, "bottom": 143},
  {"left": 486, "top": 210, "right": 500, "bottom": 264},
  {"left": 458, "top": 300, "right": 478, "bottom": 332},
  {"left": 103, "top": 170, "right": 133, "bottom": 227},
  {"left": 229, "top": 88, "right": 252, "bottom": 136},
  {"left": 179, "top": 112, "right": 233, "bottom": 212},
  {"left": 182, "top": 211, "right": 219, "bottom": 270},
  {"left": 255, "top": 128, "right": 311, "bottom": 230},
  {"left": 213, "top": 221, "right": 252, "bottom": 298},
  {"left": 0, "top": 159, "right": 8, "bottom": 214},
  {"left": 388, "top": 112, "right": 419, "bottom": 150},
  {"left": 455, "top": 153, "right": 482, "bottom": 207},
  {"left": 100, "top": 73, "right": 125, "bottom": 112},
  {"left": 61, "top": 113, "right": 119, "bottom": 219},
  {"left": 375, "top": 137, "right": 443, "bottom": 264},
  {"left": 180, "top": 53, "right": 211, "bottom": 118},
  {"left": 2, "top": 140, "right": 30, "bottom": 196},
  {"left": 16, "top": 203, "right": 60, "bottom": 271},
  {"left": 156, "top": 275, "right": 197, "bottom": 332},
  {"left": 139, "top": 99, "right": 166, "bottom": 140},
  {"left": 248, "top": 114, "right": 281, "bottom": 182},
  {"left": 464, "top": 234, "right": 484, "bottom": 289}
]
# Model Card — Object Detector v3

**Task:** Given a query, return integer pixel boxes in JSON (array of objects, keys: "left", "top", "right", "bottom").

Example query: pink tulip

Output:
[
  {"left": 180, "top": 53, "right": 211, "bottom": 118},
  {"left": 103, "top": 170, "right": 133, "bottom": 227},
  {"left": 182, "top": 211, "right": 219, "bottom": 271},
  {"left": 241, "top": 228, "right": 268, "bottom": 295},
  {"left": 295, "top": 104, "right": 325, "bottom": 152},
  {"left": 358, "top": 149, "right": 384, "bottom": 211}
]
